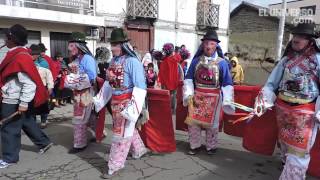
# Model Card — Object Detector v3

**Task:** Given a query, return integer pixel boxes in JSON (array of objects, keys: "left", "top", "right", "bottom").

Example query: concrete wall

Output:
[{"left": 230, "top": 7, "right": 291, "bottom": 60}]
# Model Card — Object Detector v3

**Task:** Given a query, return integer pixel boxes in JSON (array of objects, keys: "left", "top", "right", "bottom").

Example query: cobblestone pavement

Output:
[{"left": 0, "top": 105, "right": 317, "bottom": 180}]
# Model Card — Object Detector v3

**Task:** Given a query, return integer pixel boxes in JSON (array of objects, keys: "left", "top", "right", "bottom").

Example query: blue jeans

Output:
[{"left": 0, "top": 103, "right": 51, "bottom": 163}]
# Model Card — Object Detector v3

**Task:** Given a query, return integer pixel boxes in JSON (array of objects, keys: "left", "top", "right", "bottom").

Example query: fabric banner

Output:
[
  {"left": 140, "top": 88, "right": 176, "bottom": 153},
  {"left": 223, "top": 85, "right": 260, "bottom": 137},
  {"left": 308, "top": 132, "right": 320, "bottom": 178},
  {"left": 95, "top": 77, "right": 107, "bottom": 143},
  {"left": 176, "top": 81, "right": 188, "bottom": 131},
  {"left": 242, "top": 109, "right": 278, "bottom": 155}
]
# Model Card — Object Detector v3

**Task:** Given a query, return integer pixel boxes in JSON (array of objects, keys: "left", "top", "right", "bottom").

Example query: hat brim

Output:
[
  {"left": 68, "top": 40, "right": 87, "bottom": 44},
  {"left": 291, "top": 32, "right": 317, "bottom": 38},
  {"left": 108, "top": 38, "right": 130, "bottom": 44},
  {"left": 201, "top": 38, "right": 220, "bottom": 43}
]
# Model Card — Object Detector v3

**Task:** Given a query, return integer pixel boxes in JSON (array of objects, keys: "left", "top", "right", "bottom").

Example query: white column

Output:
[{"left": 41, "top": 29, "right": 51, "bottom": 57}]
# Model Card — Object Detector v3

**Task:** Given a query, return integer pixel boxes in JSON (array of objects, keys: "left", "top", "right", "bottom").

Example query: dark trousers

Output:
[{"left": 1, "top": 103, "right": 51, "bottom": 163}]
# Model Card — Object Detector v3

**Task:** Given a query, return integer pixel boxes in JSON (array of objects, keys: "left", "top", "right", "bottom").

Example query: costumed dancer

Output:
[
  {"left": 183, "top": 29, "right": 234, "bottom": 155},
  {"left": 0, "top": 24, "right": 52, "bottom": 168},
  {"left": 66, "top": 32, "right": 98, "bottom": 154},
  {"left": 101, "top": 28, "right": 148, "bottom": 179},
  {"left": 254, "top": 23, "right": 320, "bottom": 180}
]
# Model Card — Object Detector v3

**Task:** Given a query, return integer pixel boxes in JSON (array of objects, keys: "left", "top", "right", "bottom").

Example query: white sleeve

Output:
[
  {"left": 183, "top": 79, "right": 194, "bottom": 106},
  {"left": 93, "top": 81, "right": 113, "bottom": 112},
  {"left": 260, "top": 87, "right": 277, "bottom": 108},
  {"left": 120, "top": 87, "right": 147, "bottom": 122},
  {"left": 18, "top": 72, "right": 36, "bottom": 107},
  {"left": 221, "top": 85, "right": 235, "bottom": 115},
  {"left": 46, "top": 69, "right": 54, "bottom": 89},
  {"left": 315, "top": 96, "right": 320, "bottom": 123}
]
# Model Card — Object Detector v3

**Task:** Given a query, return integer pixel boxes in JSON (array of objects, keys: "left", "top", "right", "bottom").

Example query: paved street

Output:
[{"left": 0, "top": 105, "right": 317, "bottom": 180}]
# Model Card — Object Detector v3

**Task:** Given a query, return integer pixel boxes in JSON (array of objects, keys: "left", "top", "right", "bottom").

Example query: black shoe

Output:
[
  {"left": 39, "top": 143, "right": 53, "bottom": 154},
  {"left": 68, "top": 146, "right": 87, "bottom": 154},
  {"left": 187, "top": 147, "right": 201, "bottom": 155},
  {"left": 90, "top": 137, "right": 97, "bottom": 143},
  {"left": 207, "top": 148, "right": 217, "bottom": 155}
]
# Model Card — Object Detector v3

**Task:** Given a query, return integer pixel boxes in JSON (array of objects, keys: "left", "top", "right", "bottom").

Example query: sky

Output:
[{"left": 230, "top": 0, "right": 292, "bottom": 10}]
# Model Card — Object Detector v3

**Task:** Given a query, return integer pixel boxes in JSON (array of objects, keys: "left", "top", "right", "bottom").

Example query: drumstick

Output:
[{"left": 0, "top": 111, "right": 20, "bottom": 126}]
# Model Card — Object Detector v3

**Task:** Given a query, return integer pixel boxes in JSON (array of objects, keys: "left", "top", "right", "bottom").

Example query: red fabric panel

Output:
[
  {"left": 140, "top": 89, "right": 176, "bottom": 153},
  {"left": 95, "top": 77, "right": 106, "bottom": 143},
  {"left": 223, "top": 85, "right": 261, "bottom": 137},
  {"left": 43, "top": 55, "right": 59, "bottom": 81},
  {"left": 176, "top": 81, "right": 188, "bottom": 131},
  {"left": 308, "top": 133, "right": 320, "bottom": 178},
  {"left": 242, "top": 109, "right": 278, "bottom": 155},
  {"left": 158, "top": 56, "right": 179, "bottom": 90}
]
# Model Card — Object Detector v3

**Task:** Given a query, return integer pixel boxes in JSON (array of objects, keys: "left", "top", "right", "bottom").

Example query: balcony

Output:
[
  {"left": 196, "top": 1, "right": 219, "bottom": 30},
  {"left": 1, "top": 0, "right": 94, "bottom": 15},
  {"left": 0, "top": 0, "right": 104, "bottom": 26},
  {"left": 127, "top": 0, "right": 158, "bottom": 19}
]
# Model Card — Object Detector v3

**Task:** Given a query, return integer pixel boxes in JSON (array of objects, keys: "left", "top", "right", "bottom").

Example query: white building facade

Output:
[
  {"left": 0, "top": 0, "right": 104, "bottom": 59},
  {"left": 96, "top": 0, "right": 230, "bottom": 58},
  {"left": 0, "top": 0, "right": 230, "bottom": 59}
]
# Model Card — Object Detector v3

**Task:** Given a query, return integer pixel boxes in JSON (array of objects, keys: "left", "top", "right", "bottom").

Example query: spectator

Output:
[
  {"left": 38, "top": 43, "right": 59, "bottom": 81},
  {"left": 146, "top": 63, "right": 157, "bottom": 88},
  {"left": 230, "top": 56, "right": 244, "bottom": 85},
  {"left": 29, "top": 44, "right": 54, "bottom": 128},
  {"left": 158, "top": 43, "right": 180, "bottom": 113}
]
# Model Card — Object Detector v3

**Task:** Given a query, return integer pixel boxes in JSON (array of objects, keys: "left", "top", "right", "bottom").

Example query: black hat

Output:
[
  {"left": 108, "top": 28, "right": 130, "bottom": 43},
  {"left": 291, "top": 23, "right": 317, "bottom": 38},
  {"left": 201, "top": 29, "right": 220, "bottom": 43},
  {"left": 4, "top": 24, "right": 28, "bottom": 46},
  {"left": 29, "top": 44, "right": 41, "bottom": 55},
  {"left": 69, "top": 32, "right": 87, "bottom": 43},
  {"left": 54, "top": 52, "right": 63, "bottom": 58},
  {"left": 38, "top": 43, "right": 47, "bottom": 52}
]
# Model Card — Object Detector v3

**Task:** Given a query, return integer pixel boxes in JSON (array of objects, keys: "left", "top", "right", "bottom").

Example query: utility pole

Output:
[{"left": 275, "top": 0, "right": 287, "bottom": 62}]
